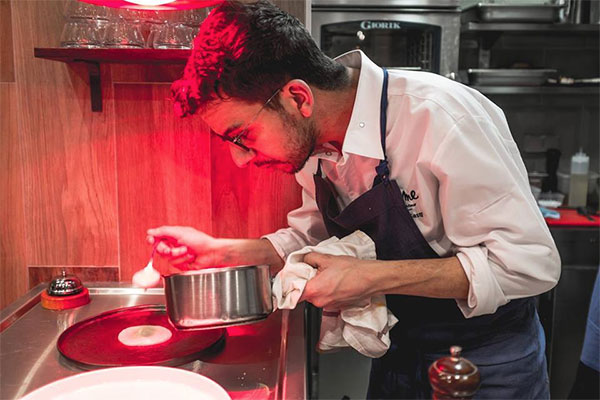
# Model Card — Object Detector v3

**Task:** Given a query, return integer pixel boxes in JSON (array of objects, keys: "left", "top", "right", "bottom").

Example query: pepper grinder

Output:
[{"left": 428, "top": 345, "right": 481, "bottom": 400}]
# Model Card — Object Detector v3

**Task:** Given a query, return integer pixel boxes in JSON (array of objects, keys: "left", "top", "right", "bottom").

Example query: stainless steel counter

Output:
[{"left": 0, "top": 283, "right": 306, "bottom": 400}]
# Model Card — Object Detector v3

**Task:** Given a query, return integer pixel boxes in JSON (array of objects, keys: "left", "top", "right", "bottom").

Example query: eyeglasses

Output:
[{"left": 214, "top": 88, "right": 281, "bottom": 152}]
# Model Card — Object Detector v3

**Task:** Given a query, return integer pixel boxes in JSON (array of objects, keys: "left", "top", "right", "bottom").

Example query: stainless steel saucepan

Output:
[{"left": 164, "top": 264, "right": 273, "bottom": 329}]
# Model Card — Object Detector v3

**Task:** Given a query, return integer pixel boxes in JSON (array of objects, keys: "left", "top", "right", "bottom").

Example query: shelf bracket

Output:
[{"left": 84, "top": 61, "right": 102, "bottom": 112}]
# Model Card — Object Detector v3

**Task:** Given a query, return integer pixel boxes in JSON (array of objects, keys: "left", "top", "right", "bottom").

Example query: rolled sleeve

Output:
[
  {"left": 455, "top": 247, "right": 508, "bottom": 317},
  {"left": 263, "top": 227, "right": 311, "bottom": 261}
]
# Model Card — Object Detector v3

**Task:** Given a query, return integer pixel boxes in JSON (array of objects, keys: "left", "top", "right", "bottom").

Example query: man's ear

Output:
[{"left": 280, "top": 79, "right": 313, "bottom": 118}]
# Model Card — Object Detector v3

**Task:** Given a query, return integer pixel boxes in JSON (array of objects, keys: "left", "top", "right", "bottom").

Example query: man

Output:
[{"left": 148, "top": 1, "right": 561, "bottom": 398}]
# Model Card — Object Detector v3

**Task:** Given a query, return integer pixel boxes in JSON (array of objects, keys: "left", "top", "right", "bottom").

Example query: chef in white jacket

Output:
[{"left": 148, "top": 1, "right": 561, "bottom": 398}]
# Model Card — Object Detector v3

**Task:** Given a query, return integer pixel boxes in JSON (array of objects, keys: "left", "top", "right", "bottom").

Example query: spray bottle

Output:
[{"left": 568, "top": 148, "right": 589, "bottom": 208}]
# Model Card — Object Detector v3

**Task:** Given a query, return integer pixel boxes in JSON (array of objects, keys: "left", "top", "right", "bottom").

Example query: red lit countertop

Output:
[
  {"left": 0, "top": 284, "right": 306, "bottom": 399},
  {"left": 545, "top": 208, "right": 600, "bottom": 227}
]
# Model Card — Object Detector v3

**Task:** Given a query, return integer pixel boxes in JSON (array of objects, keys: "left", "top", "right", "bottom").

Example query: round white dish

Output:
[{"left": 20, "top": 366, "right": 230, "bottom": 400}]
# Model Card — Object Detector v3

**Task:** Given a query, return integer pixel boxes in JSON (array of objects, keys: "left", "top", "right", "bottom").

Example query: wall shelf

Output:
[
  {"left": 34, "top": 47, "right": 190, "bottom": 64},
  {"left": 460, "top": 23, "right": 600, "bottom": 63},
  {"left": 34, "top": 48, "right": 191, "bottom": 111},
  {"left": 471, "top": 85, "right": 600, "bottom": 95},
  {"left": 461, "top": 22, "right": 600, "bottom": 33}
]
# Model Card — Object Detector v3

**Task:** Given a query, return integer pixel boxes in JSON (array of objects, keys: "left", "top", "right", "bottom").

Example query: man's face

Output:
[{"left": 201, "top": 98, "right": 317, "bottom": 174}]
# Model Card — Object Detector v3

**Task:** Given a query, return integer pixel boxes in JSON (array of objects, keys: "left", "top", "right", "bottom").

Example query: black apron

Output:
[{"left": 312, "top": 69, "right": 549, "bottom": 399}]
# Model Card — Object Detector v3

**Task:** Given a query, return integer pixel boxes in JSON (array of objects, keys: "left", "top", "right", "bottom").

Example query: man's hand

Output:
[
  {"left": 299, "top": 253, "right": 374, "bottom": 310},
  {"left": 146, "top": 226, "right": 224, "bottom": 272},
  {"left": 146, "top": 226, "right": 285, "bottom": 274}
]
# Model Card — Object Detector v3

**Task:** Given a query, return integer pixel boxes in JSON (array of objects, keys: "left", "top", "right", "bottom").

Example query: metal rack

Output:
[
  {"left": 462, "top": 22, "right": 600, "bottom": 33},
  {"left": 472, "top": 85, "right": 599, "bottom": 95}
]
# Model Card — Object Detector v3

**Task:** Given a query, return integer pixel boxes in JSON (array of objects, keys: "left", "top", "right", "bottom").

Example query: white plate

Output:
[{"left": 21, "top": 366, "right": 230, "bottom": 400}]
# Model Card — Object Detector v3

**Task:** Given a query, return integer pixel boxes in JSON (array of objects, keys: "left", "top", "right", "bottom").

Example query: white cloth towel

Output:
[{"left": 272, "top": 230, "right": 399, "bottom": 358}]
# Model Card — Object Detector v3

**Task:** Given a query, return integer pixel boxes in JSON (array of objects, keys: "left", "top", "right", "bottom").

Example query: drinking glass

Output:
[
  {"left": 60, "top": 20, "right": 103, "bottom": 48},
  {"left": 63, "top": 0, "right": 109, "bottom": 20},
  {"left": 103, "top": 19, "right": 145, "bottom": 48},
  {"left": 171, "top": 9, "right": 208, "bottom": 27},
  {"left": 152, "top": 23, "right": 194, "bottom": 49}
]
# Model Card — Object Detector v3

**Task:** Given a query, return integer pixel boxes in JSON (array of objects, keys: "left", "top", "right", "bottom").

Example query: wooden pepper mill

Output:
[{"left": 428, "top": 345, "right": 481, "bottom": 399}]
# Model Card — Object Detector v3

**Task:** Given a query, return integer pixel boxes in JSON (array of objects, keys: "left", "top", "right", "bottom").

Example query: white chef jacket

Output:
[{"left": 263, "top": 50, "right": 561, "bottom": 318}]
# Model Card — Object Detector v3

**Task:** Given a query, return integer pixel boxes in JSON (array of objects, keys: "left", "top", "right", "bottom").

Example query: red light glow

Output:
[
  {"left": 78, "top": 0, "right": 222, "bottom": 10},
  {"left": 123, "top": 0, "right": 175, "bottom": 6}
]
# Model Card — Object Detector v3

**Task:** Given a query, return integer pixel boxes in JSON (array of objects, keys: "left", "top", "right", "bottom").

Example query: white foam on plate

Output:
[{"left": 118, "top": 325, "right": 172, "bottom": 346}]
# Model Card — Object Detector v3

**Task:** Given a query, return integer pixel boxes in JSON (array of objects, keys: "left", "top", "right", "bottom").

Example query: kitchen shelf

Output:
[
  {"left": 471, "top": 85, "right": 600, "bottom": 95},
  {"left": 34, "top": 47, "right": 190, "bottom": 64},
  {"left": 461, "top": 22, "right": 600, "bottom": 33},
  {"left": 34, "top": 47, "right": 191, "bottom": 111},
  {"left": 460, "top": 23, "right": 600, "bottom": 58}
]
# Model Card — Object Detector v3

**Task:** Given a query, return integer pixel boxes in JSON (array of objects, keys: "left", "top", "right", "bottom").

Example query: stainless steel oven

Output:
[
  {"left": 307, "top": 2, "right": 461, "bottom": 398},
  {"left": 311, "top": 0, "right": 461, "bottom": 78}
]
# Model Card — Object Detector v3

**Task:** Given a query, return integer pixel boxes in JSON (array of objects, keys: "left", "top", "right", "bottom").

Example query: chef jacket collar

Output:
[{"left": 333, "top": 50, "right": 386, "bottom": 161}]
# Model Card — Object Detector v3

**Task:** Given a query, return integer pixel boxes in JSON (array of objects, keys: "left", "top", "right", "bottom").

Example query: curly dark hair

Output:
[{"left": 171, "top": 0, "right": 349, "bottom": 118}]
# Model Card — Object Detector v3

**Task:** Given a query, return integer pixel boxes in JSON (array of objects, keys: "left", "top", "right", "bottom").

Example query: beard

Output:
[{"left": 253, "top": 111, "right": 318, "bottom": 174}]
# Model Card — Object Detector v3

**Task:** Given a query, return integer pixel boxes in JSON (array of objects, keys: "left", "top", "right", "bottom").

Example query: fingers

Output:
[
  {"left": 169, "top": 253, "right": 196, "bottom": 267},
  {"left": 156, "top": 242, "right": 192, "bottom": 257},
  {"left": 153, "top": 241, "right": 187, "bottom": 255},
  {"left": 155, "top": 240, "right": 171, "bottom": 255},
  {"left": 156, "top": 243, "right": 195, "bottom": 265},
  {"left": 303, "top": 252, "right": 330, "bottom": 269},
  {"left": 156, "top": 256, "right": 199, "bottom": 276},
  {"left": 299, "top": 280, "right": 316, "bottom": 304},
  {"left": 300, "top": 288, "right": 361, "bottom": 311},
  {"left": 158, "top": 256, "right": 200, "bottom": 276},
  {"left": 147, "top": 225, "right": 190, "bottom": 256},
  {"left": 169, "top": 245, "right": 189, "bottom": 257},
  {"left": 147, "top": 225, "right": 183, "bottom": 240},
  {"left": 146, "top": 226, "right": 191, "bottom": 250}
]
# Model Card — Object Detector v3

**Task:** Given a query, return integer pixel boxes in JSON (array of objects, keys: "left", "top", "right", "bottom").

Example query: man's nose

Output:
[{"left": 229, "top": 145, "right": 255, "bottom": 168}]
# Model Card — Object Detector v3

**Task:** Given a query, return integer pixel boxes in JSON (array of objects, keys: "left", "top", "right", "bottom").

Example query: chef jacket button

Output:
[
  {"left": 326, "top": 151, "right": 332, "bottom": 156},
  {"left": 359, "top": 122, "right": 365, "bottom": 128}
]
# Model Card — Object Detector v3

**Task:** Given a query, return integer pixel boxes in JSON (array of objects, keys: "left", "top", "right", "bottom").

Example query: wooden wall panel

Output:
[
  {"left": 115, "top": 83, "right": 212, "bottom": 279},
  {"left": 210, "top": 141, "right": 302, "bottom": 240},
  {"left": 211, "top": 137, "right": 252, "bottom": 238},
  {"left": 110, "top": 64, "right": 184, "bottom": 84},
  {"left": 12, "top": 0, "right": 119, "bottom": 267},
  {"left": 246, "top": 167, "right": 302, "bottom": 238},
  {"left": 28, "top": 266, "right": 119, "bottom": 288},
  {"left": 0, "top": 0, "right": 15, "bottom": 82},
  {"left": 0, "top": 83, "right": 27, "bottom": 309}
]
